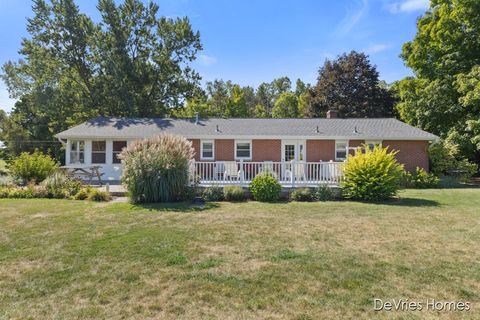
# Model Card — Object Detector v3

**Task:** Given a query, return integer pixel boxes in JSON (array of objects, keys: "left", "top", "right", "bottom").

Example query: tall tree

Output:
[
  {"left": 272, "top": 92, "right": 299, "bottom": 118},
  {"left": 1, "top": 0, "right": 202, "bottom": 156},
  {"left": 396, "top": 0, "right": 480, "bottom": 163},
  {"left": 310, "top": 51, "right": 396, "bottom": 118}
]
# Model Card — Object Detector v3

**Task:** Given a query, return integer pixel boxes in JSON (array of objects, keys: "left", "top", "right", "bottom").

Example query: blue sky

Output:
[{"left": 0, "top": 0, "right": 429, "bottom": 112}]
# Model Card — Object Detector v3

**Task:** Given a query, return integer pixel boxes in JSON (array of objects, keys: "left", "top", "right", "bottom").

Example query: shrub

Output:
[
  {"left": 201, "top": 185, "right": 224, "bottom": 201},
  {"left": 10, "top": 151, "right": 58, "bottom": 184},
  {"left": 314, "top": 185, "right": 335, "bottom": 201},
  {"left": 341, "top": 144, "right": 404, "bottom": 201},
  {"left": 290, "top": 188, "right": 314, "bottom": 202},
  {"left": 41, "top": 171, "right": 82, "bottom": 198},
  {"left": 120, "top": 134, "right": 194, "bottom": 203},
  {"left": 223, "top": 185, "right": 245, "bottom": 201},
  {"left": 74, "top": 187, "right": 94, "bottom": 200},
  {"left": 87, "top": 189, "right": 111, "bottom": 202},
  {"left": 403, "top": 167, "right": 439, "bottom": 189},
  {"left": 249, "top": 173, "right": 282, "bottom": 202},
  {"left": 429, "top": 140, "right": 477, "bottom": 181}
]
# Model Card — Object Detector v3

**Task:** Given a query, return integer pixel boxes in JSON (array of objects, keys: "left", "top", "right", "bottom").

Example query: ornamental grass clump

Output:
[
  {"left": 341, "top": 144, "right": 404, "bottom": 201},
  {"left": 120, "top": 134, "right": 194, "bottom": 203}
]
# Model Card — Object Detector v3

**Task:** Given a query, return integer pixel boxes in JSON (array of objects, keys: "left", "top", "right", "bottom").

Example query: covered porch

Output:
[{"left": 190, "top": 160, "right": 344, "bottom": 187}]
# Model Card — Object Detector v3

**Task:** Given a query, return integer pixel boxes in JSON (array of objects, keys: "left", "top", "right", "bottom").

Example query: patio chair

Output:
[
  {"left": 261, "top": 161, "right": 277, "bottom": 178},
  {"left": 224, "top": 161, "right": 241, "bottom": 180},
  {"left": 285, "top": 161, "right": 306, "bottom": 182}
]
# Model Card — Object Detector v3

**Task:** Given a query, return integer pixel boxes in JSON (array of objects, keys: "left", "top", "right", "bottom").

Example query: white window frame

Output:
[
  {"left": 335, "top": 140, "right": 348, "bottom": 161},
  {"left": 200, "top": 140, "right": 215, "bottom": 160},
  {"left": 112, "top": 140, "right": 127, "bottom": 164},
  {"left": 366, "top": 140, "right": 382, "bottom": 151},
  {"left": 69, "top": 140, "right": 85, "bottom": 164},
  {"left": 91, "top": 140, "right": 107, "bottom": 164},
  {"left": 235, "top": 139, "right": 252, "bottom": 160}
]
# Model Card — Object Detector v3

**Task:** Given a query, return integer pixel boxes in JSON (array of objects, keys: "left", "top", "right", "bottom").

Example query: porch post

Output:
[
  {"left": 239, "top": 159, "right": 245, "bottom": 186},
  {"left": 291, "top": 160, "right": 296, "bottom": 188}
]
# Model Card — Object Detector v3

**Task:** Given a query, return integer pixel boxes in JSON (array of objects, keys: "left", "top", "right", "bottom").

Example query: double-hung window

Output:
[
  {"left": 235, "top": 140, "right": 252, "bottom": 160},
  {"left": 200, "top": 140, "right": 214, "bottom": 160},
  {"left": 70, "top": 140, "right": 85, "bottom": 164},
  {"left": 91, "top": 141, "right": 106, "bottom": 164},
  {"left": 335, "top": 141, "right": 348, "bottom": 161},
  {"left": 112, "top": 141, "right": 127, "bottom": 164}
]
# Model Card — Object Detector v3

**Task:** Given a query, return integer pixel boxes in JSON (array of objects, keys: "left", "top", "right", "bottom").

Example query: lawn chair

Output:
[
  {"left": 285, "top": 161, "right": 306, "bottom": 182},
  {"left": 224, "top": 161, "right": 241, "bottom": 181},
  {"left": 261, "top": 161, "right": 277, "bottom": 179}
]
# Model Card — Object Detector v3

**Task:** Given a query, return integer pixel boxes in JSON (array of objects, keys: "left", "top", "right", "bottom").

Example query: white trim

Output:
[
  {"left": 281, "top": 140, "right": 307, "bottom": 162},
  {"left": 91, "top": 140, "right": 107, "bottom": 164},
  {"left": 200, "top": 140, "right": 215, "bottom": 160},
  {"left": 335, "top": 140, "right": 348, "bottom": 161},
  {"left": 57, "top": 134, "right": 437, "bottom": 142},
  {"left": 235, "top": 139, "right": 252, "bottom": 160},
  {"left": 69, "top": 140, "right": 85, "bottom": 164}
]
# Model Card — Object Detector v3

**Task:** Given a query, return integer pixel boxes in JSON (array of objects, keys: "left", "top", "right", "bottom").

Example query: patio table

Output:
[{"left": 60, "top": 165, "right": 104, "bottom": 185}]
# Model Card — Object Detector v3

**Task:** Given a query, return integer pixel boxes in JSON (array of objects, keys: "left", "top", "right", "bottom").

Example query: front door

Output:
[{"left": 281, "top": 140, "right": 306, "bottom": 162}]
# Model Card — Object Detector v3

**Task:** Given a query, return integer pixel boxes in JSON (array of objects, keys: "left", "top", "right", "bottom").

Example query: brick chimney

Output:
[{"left": 326, "top": 110, "right": 338, "bottom": 119}]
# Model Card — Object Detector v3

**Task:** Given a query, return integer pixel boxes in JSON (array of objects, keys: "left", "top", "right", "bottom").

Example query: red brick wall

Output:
[
  {"left": 253, "top": 140, "right": 281, "bottom": 161},
  {"left": 189, "top": 139, "right": 200, "bottom": 161},
  {"left": 383, "top": 140, "right": 430, "bottom": 171},
  {"left": 306, "top": 140, "right": 336, "bottom": 161},
  {"left": 215, "top": 139, "right": 235, "bottom": 161}
]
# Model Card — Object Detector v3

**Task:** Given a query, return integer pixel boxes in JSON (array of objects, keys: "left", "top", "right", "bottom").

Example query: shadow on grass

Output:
[
  {"left": 132, "top": 201, "right": 220, "bottom": 212},
  {"left": 367, "top": 197, "right": 440, "bottom": 207}
]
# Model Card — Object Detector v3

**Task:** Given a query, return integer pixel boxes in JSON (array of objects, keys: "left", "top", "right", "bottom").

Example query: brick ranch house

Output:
[{"left": 55, "top": 112, "right": 438, "bottom": 186}]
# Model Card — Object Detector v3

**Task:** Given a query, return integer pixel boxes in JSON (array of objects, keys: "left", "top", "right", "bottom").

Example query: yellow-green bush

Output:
[
  {"left": 342, "top": 144, "right": 404, "bottom": 201},
  {"left": 120, "top": 134, "right": 194, "bottom": 203},
  {"left": 10, "top": 151, "right": 58, "bottom": 184}
]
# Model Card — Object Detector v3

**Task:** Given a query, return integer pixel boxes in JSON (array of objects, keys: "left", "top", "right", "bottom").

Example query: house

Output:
[{"left": 55, "top": 112, "right": 438, "bottom": 186}]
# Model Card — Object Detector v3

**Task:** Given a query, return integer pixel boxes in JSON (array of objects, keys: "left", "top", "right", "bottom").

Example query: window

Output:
[
  {"left": 91, "top": 141, "right": 106, "bottom": 164},
  {"left": 70, "top": 140, "right": 85, "bottom": 164},
  {"left": 235, "top": 140, "right": 252, "bottom": 160},
  {"left": 200, "top": 140, "right": 214, "bottom": 160},
  {"left": 335, "top": 141, "right": 347, "bottom": 161},
  {"left": 112, "top": 141, "right": 127, "bottom": 164},
  {"left": 366, "top": 140, "right": 382, "bottom": 151}
]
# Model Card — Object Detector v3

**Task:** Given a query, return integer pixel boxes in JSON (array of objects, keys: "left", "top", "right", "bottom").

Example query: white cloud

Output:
[
  {"left": 197, "top": 54, "right": 217, "bottom": 66},
  {"left": 388, "top": 0, "right": 429, "bottom": 13},
  {"left": 335, "top": 0, "right": 369, "bottom": 36},
  {"left": 364, "top": 43, "right": 390, "bottom": 54}
]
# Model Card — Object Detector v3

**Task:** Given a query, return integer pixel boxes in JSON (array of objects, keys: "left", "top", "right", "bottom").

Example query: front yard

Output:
[{"left": 1, "top": 189, "right": 479, "bottom": 319}]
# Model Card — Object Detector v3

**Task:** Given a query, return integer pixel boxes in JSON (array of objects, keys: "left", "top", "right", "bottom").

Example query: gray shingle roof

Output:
[{"left": 55, "top": 117, "right": 438, "bottom": 141}]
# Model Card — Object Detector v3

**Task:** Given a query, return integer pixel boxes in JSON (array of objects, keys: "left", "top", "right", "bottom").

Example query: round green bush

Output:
[
  {"left": 290, "top": 188, "right": 314, "bottom": 202},
  {"left": 341, "top": 144, "right": 404, "bottom": 201},
  {"left": 249, "top": 173, "right": 282, "bottom": 202},
  {"left": 10, "top": 151, "right": 58, "bottom": 184},
  {"left": 223, "top": 185, "right": 245, "bottom": 201},
  {"left": 120, "top": 134, "right": 194, "bottom": 203}
]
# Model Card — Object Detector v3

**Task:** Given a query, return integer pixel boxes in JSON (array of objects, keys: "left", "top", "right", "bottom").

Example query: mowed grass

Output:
[{"left": 1, "top": 189, "right": 480, "bottom": 319}]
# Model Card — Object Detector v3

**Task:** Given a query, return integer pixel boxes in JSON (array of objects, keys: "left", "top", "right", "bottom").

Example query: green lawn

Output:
[{"left": 1, "top": 189, "right": 479, "bottom": 319}]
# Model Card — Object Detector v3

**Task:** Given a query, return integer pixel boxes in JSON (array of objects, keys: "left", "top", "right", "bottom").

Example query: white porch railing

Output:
[{"left": 189, "top": 160, "right": 344, "bottom": 187}]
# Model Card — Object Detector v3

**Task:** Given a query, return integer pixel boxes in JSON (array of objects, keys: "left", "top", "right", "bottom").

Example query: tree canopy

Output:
[
  {"left": 1, "top": 0, "right": 202, "bottom": 156},
  {"left": 395, "top": 0, "right": 480, "bottom": 163},
  {"left": 309, "top": 51, "right": 396, "bottom": 118}
]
